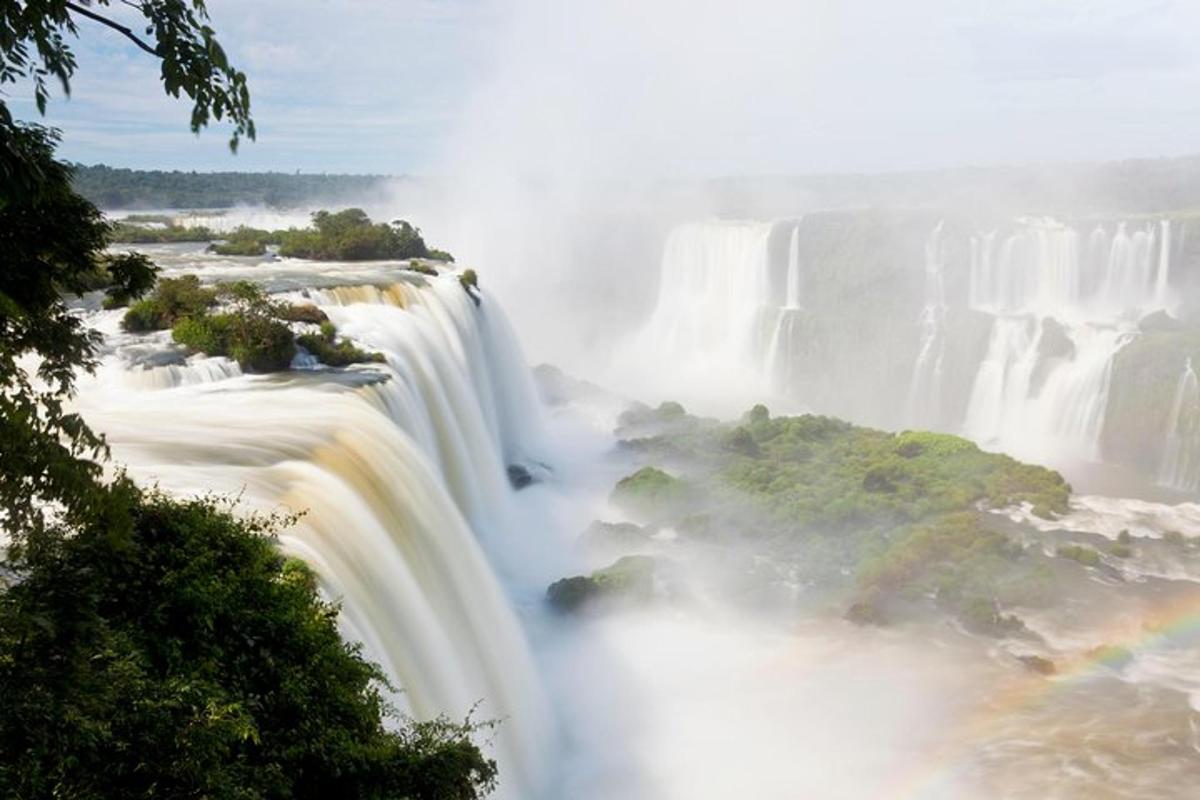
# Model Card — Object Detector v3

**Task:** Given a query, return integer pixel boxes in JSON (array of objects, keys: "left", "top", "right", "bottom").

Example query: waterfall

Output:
[
  {"left": 784, "top": 224, "right": 801, "bottom": 310},
  {"left": 905, "top": 222, "right": 948, "bottom": 428},
  {"left": 627, "top": 220, "right": 778, "bottom": 405},
  {"left": 76, "top": 274, "right": 552, "bottom": 798},
  {"left": 1158, "top": 359, "right": 1200, "bottom": 492},
  {"left": 1155, "top": 219, "right": 1173, "bottom": 310},
  {"left": 638, "top": 220, "right": 774, "bottom": 364},
  {"left": 961, "top": 218, "right": 1162, "bottom": 464}
]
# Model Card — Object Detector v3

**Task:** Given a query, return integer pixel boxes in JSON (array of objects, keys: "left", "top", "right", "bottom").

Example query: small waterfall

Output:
[
  {"left": 906, "top": 222, "right": 948, "bottom": 428},
  {"left": 1155, "top": 219, "right": 1173, "bottom": 310},
  {"left": 121, "top": 355, "right": 242, "bottom": 390},
  {"left": 784, "top": 224, "right": 801, "bottom": 310},
  {"left": 765, "top": 222, "right": 807, "bottom": 392},
  {"left": 1158, "top": 359, "right": 1200, "bottom": 492},
  {"left": 78, "top": 275, "right": 552, "bottom": 798}
]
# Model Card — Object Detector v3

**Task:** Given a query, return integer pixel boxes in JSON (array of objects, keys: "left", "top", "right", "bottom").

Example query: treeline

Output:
[{"left": 72, "top": 164, "right": 394, "bottom": 209}]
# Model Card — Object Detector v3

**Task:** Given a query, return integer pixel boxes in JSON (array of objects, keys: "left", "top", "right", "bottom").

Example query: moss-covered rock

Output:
[
  {"left": 611, "top": 467, "right": 689, "bottom": 519},
  {"left": 546, "top": 555, "right": 657, "bottom": 613}
]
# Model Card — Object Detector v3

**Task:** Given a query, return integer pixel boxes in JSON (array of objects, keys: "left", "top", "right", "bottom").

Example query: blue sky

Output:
[{"left": 11, "top": 0, "right": 1200, "bottom": 176}]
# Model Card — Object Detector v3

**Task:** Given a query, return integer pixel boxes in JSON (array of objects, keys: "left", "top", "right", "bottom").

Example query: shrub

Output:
[
  {"left": 295, "top": 322, "right": 385, "bottom": 368},
  {"left": 109, "top": 221, "right": 214, "bottom": 243},
  {"left": 611, "top": 467, "right": 689, "bottom": 517},
  {"left": 722, "top": 426, "right": 761, "bottom": 457},
  {"left": 121, "top": 275, "right": 218, "bottom": 332},
  {"left": 1056, "top": 544, "right": 1102, "bottom": 567},
  {"left": 0, "top": 486, "right": 498, "bottom": 799},
  {"left": 173, "top": 313, "right": 295, "bottom": 373},
  {"left": 277, "top": 209, "right": 435, "bottom": 261},
  {"left": 275, "top": 303, "right": 329, "bottom": 324}
]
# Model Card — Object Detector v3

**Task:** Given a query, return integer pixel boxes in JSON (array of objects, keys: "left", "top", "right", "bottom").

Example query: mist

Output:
[{"left": 26, "top": 1, "right": 1200, "bottom": 798}]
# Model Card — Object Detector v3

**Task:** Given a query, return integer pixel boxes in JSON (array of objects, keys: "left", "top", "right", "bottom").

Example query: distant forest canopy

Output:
[
  {"left": 73, "top": 152, "right": 1200, "bottom": 216},
  {"left": 72, "top": 164, "right": 395, "bottom": 210}
]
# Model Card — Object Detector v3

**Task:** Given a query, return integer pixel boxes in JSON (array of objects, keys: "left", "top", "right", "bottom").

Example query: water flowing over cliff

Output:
[
  {"left": 960, "top": 219, "right": 1169, "bottom": 464},
  {"left": 78, "top": 271, "right": 552, "bottom": 797},
  {"left": 628, "top": 213, "right": 1194, "bottom": 483}
]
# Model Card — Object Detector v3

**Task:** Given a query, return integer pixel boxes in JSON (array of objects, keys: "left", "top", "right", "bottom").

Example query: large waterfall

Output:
[
  {"left": 77, "top": 272, "right": 552, "bottom": 797},
  {"left": 962, "top": 219, "right": 1170, "bottom": 464},
  {"left": 627, "top": 214, "right": 1187, "bottom": 476},
  {"left": 635, "top": 221, "right": 774, "bottom": 386}
]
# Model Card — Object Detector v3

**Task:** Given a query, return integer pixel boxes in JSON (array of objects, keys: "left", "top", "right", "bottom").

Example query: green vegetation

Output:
[
  {"left": 717, "top": 423, "right": 1068, "bottom": 531},
  {"left": 121, "top": 275, "right": 219, "bottom": 332},
  {"left": 1056, "top": 544, "right": 1103, "bottom": 567},
  {"left": 121, "top": 277, "right": 382, "bottom": 371},
  {"left": 110, "top": 221, "right": 215, "bottom": 243},
  {"left": 587, "top": 407, "right": 1073, "bottom": 633},
  {"left": 2, "top": 6, "right": 496, "bottom": 796},
  {"left": 73, "top": 164, "right": 389, "bottom": 209},
  {"left": 297, "top": 321, "right": 387, "bottom": 368},
  {"left": 279, "top": 209, "right": 433, "bottom": 261},
  {"left": 547, "top": 555, "right": 657, "bottom": 613},
  {"left": 459, "top": 268, "right": 480, "bottom": 304},
  {"left": 611, "top": 466, "right": 690, "bottom": 518},
  {"left": 0, "top": 486, "right": 497, "bottom": 800},
  {"left": 170, "top": 282, "right": 295, "bottom": 373},
  {"left": 276, "top": 303, "right": 329, "bottom": 324},
  {"left": 207, "top": 225, "right": 283, "bottom": 256}
]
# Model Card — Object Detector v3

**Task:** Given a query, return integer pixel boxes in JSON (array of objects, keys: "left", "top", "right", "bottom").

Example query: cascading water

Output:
[
  {"left": 75, "top": 272, "right": 552, "bottom": 798},
  {"left": 905, "top": 222, "right": 948, "bottom": 428},
  {"left": 1159, "top": 359, "right": 1200, "bottom": 492},
  {"left": 627, "top": 221, "right": 777, "bottom": 405},
  {"left": 784, "top": 224, "right": 801, "bottom": 310},
  {"left": 764, "top": 222, "right": 807, "bottom": 394},
  {"left": 962, "top": 218, "right": 1171, "bottom": 464}
]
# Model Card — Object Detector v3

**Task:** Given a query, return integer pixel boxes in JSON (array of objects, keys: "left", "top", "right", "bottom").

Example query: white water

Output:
[
  {"left": 76, "top": 271, "right": 552, "bottom": 797},
  {"left": 1160, "top": 359, "right": 1200, "bottom": 493},
  {"left": 962, "top": 218, "right": 1171, "bottom": 464},
  {"left": 638, "top": 220, "right": 773, "bottom": 367},
  {"left": 906, "top": 222, "right": 948, "bottom": 428},
  {"left": 784, "top": 224, "right": 802, "bottom": 310}
]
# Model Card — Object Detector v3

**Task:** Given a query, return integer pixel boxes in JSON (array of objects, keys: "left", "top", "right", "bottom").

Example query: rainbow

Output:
[{"left": 889, "top": 588, "right": 1200, "bottom": 799}]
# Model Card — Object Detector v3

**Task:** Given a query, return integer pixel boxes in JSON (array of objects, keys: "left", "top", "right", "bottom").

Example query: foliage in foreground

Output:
[{"left": 0, "top": 485, "right": 497, "bottom": 800}]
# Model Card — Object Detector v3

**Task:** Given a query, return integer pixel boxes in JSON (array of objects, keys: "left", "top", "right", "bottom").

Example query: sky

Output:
[{"left": 10, "top": 0, "right": 1200, "bottom": 176}]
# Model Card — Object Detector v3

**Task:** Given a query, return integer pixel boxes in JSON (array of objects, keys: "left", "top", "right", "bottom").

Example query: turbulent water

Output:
[
  {"left": 76, "top": 253, "right": 552, "bottom": 797},
  {"left": 84, "top": 212, "right": 1200, "bottom": 799}
]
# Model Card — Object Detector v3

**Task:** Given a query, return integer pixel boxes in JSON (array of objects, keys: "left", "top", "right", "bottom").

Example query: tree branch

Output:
[{"left": 65, "top": 2, "right": 159, "bottom": 57}]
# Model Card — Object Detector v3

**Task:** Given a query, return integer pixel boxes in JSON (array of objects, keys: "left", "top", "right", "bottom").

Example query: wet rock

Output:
[
  {"left": 546, "top": 555, "right": 657, "bottom": 614},
  {"left": 1139, "top": 309, "right": 1182, "bottom": 332},
  {"left": 507, "top": 464, "right": 534, "bottom": 489}
]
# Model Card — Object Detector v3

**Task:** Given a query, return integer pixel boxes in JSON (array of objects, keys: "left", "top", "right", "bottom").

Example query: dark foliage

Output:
[{"left": 0, "top": 486, "right": 498, "bottom": 800}]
